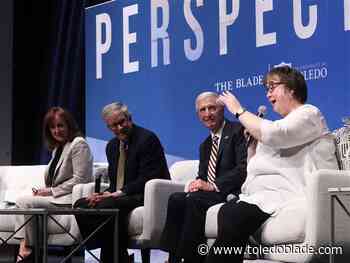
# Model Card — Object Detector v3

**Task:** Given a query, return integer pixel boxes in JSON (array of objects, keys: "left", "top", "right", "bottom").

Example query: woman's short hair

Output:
[
  {"left": 264, "top": 66, "right": 307, "bottom": 104},
  {"left": 43, "top": 107, "right": 82, "bottom": 150},
  {"left": 101, "top": 102, "right": 132, "bottom": 120}
]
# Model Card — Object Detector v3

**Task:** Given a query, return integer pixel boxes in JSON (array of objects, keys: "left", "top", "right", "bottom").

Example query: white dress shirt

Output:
[{"left": 210, "top": 120, "right": 225, "bottom": 146}]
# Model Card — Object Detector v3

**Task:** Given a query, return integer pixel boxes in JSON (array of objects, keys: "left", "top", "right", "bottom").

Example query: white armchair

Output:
[{"left": 152, "top": 160, "right": 350, "bottom": 263}]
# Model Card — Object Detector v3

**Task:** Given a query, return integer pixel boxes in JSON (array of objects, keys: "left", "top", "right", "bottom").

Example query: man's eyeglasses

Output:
[
  {"left": 107, "top": 117, "right": 128, "bottom": 130},
  {"left": 264, "top": 81, "right": 285, "bottom": 93}
]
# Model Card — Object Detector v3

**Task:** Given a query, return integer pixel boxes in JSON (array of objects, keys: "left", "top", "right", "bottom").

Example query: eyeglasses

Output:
[
  {"left": 264, "top": 81, "right": 285, "bottom": 93},
  {"left": 106, "top": 117, "right": 128, "bottom": 130}
]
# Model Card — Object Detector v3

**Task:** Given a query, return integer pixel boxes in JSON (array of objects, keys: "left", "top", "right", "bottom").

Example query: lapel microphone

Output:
[{"left": 246, "top": 105, "right": 267, "bottom": 147}]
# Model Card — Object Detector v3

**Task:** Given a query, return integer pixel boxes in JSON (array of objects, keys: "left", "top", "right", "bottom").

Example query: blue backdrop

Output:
[{"left": 85, "top": 0, "right": 350, "bottom": 163}]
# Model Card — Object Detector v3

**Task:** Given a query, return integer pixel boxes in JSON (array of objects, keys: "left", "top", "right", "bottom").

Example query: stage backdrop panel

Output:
[{"left": 86, "top": 0, "right": 350, "bottom": 163}]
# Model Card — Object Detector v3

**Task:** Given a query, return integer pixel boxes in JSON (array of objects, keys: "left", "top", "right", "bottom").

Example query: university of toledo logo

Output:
[{"left": 268, "top": 62, "right": 292, "bottom": 70}]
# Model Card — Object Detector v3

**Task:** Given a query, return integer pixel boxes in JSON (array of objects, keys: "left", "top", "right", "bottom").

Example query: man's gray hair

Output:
[
  {"left": 195, "top": 91, "right": 221, "bottom": 112},
  {"left": 102, "top": 102, "right": 132, "bottom": 119}
]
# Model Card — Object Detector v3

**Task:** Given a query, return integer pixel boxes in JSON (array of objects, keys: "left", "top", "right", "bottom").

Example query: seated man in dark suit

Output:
[
  {"left": 74, "top": 102, "right": 170, "bottom": 263},
  {"left": 160, "top": 91, "right": 247, "bottom": 263}
]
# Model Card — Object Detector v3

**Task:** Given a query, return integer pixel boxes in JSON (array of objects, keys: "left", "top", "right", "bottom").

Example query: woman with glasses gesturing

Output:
[{"left": 204, "top": 66, "right": 338, "bottom": 263}]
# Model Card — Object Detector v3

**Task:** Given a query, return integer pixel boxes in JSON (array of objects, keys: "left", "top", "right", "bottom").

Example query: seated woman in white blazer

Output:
[{"left": 14, "top": 106, "right": 93, "bottom": 263}]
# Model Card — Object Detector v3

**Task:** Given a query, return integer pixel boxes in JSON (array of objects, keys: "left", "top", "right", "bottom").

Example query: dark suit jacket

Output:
[
  {"left": 105, "top": 124, "right": 170, "bottom": 195},
  {"left": 197, "top": 120, "right": 247, "bottom": 197}
]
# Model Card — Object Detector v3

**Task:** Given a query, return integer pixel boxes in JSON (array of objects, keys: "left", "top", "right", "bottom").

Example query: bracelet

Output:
[{"left": 235, "top": 107, "right": 247, "bottom": 118}]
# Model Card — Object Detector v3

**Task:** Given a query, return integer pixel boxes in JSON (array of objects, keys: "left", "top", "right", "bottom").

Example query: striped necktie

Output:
[
  {"left": 116, "top": 141, "right": 126, "bottom": 190},
  {"left": 207, "top": 135, "right": 219, "bottom": 185}
]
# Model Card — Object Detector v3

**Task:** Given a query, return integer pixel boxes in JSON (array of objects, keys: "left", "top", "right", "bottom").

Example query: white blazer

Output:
[{"left": 45, "top": 136, "right": 93, "bottom": 201}]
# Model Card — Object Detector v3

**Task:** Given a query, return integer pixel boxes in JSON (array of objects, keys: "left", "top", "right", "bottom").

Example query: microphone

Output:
[
  {"left": 226, "top": 194, "right": 237, "bottom": 202},
  {"left": 246, "top": 105, "right": 267, "bottom": 147},
  {"left": 94, "top": 166, "right": 107, "bottom": 193},
  {"left": 256, "top": 105, "right": 267, "bottom": 117},
  {"left": 95, "top": 175, "right": 101, "bottom": 193}
]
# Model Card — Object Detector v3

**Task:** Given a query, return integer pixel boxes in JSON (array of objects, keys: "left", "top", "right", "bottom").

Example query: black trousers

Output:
[
  {"left": 160, "top": 191, "right": 226, "bottom": 263},
  {"left": 205, "top": 200, "right": 270, "bottom": 263},
  {"left": 74, "top": 194, "right": 143, "bottom": 263}
]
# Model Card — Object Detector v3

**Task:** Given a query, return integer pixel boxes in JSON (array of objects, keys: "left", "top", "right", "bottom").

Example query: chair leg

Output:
[{"left": 141, "top": 248, "right": 151, "bottom": 263}]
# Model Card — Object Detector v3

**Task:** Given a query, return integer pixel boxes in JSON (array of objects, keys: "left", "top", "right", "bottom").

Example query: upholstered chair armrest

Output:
[
  {"left": 137, "top": 179, "right": 186, "bottom": 247},
  {"left": 72, "top": 182, "right": 109, "bottom": 205}
]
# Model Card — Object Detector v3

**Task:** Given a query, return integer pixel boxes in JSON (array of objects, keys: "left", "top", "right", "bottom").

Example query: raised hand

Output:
[{"left": 218, "top": 91, "right": 242, "bottom": 115}]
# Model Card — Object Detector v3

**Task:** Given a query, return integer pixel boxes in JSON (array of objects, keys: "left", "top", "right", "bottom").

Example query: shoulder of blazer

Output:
[
  {"left": 129, "top": 124, "right": 157, "bottom": 146},
  {"left": 60, "top": 137, "right": 88, "bottom": 157},
  {"left": 224, "top": 120, "right": 243, "bottom": 135},
  {"left": 132, "top": 124, "right": 151, "bottom": 137},
  {"left": 106, "top": 137, "right": 118, "bottom": 149},
  {"left": 70, "top": 136, "right": 86, "bottom": 147}
]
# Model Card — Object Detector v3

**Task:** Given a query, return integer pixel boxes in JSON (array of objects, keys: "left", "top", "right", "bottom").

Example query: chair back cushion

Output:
[
  {"left": 0, "top": 165, "right": 46, "bottom": 204},
  {"left": 169, "top": 160, "right": 199, "bottom": 184}
]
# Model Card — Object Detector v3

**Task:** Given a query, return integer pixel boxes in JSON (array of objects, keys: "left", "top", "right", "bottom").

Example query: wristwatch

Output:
[{"left": 235, "top": 107, "right": 246, "bottom": 118}]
